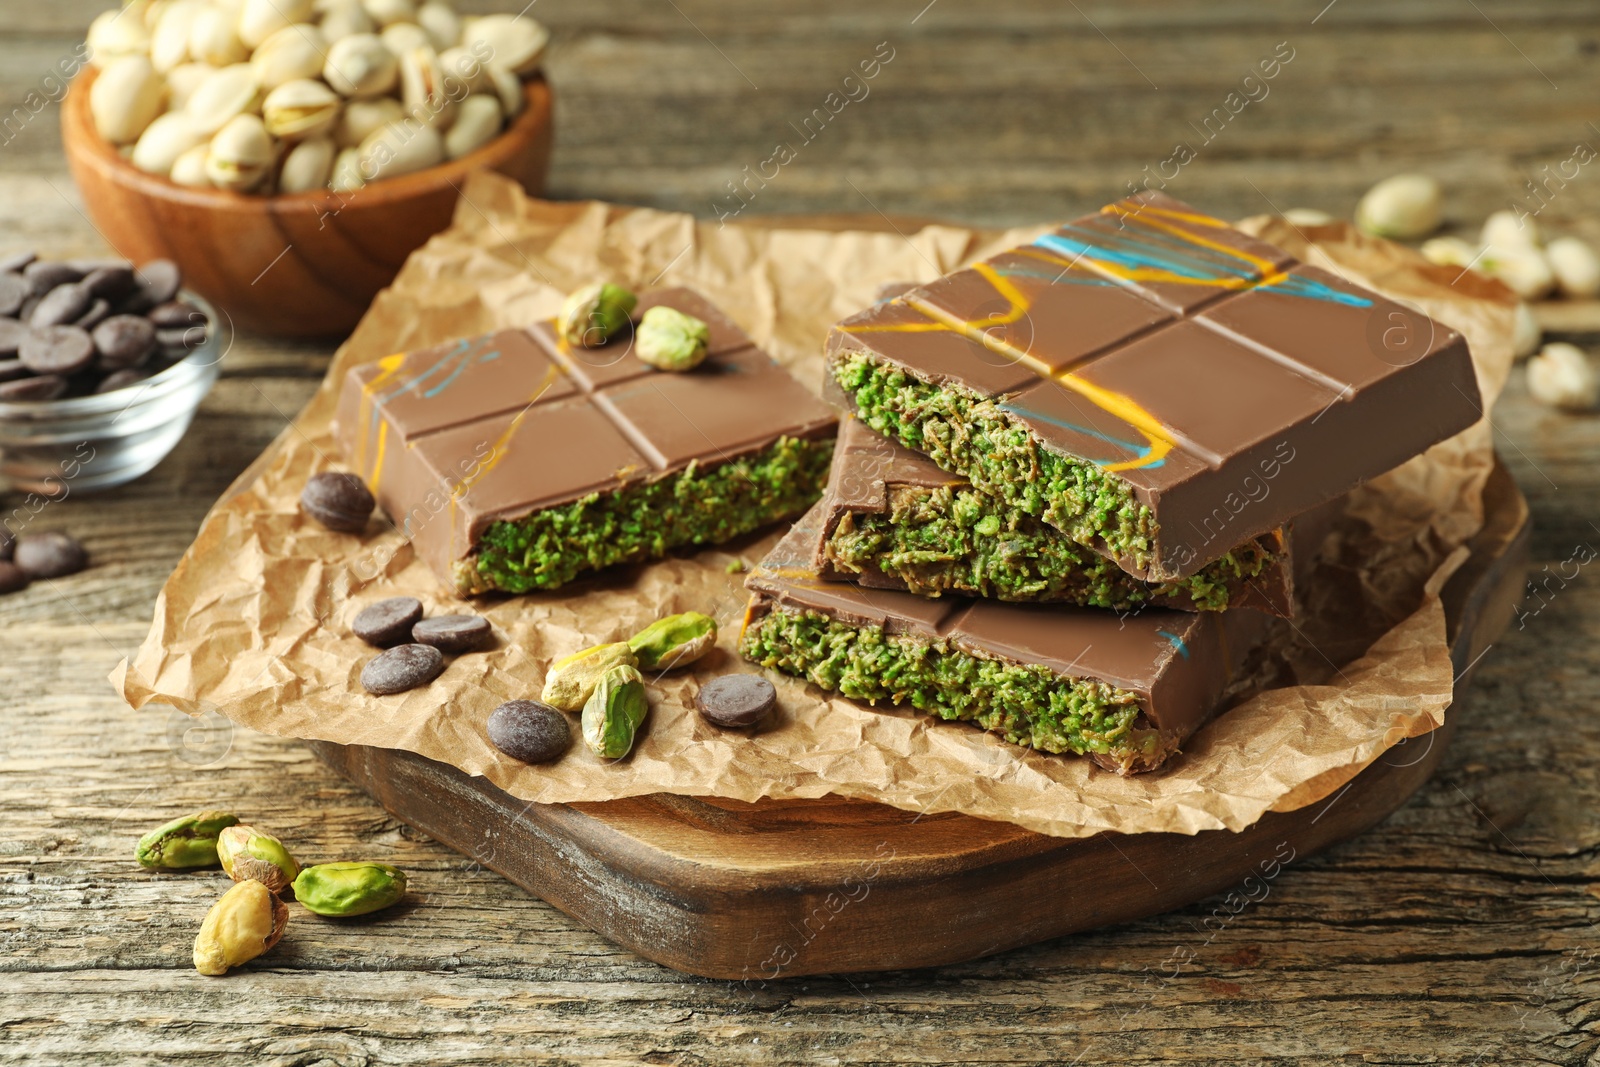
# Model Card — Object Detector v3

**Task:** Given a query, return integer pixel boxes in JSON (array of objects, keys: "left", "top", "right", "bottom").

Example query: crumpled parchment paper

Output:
[{"left": 114, "top": 173, "right": 1515, "bottom": 839}]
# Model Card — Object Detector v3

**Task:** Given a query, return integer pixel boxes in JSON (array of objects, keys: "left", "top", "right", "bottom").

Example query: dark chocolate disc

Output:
[
  {"left": 19, "top": 325, "right": 95, "bottom": 376},
  {"left": 360, "top": 643, "right": 445, "bottom": 695},
  {"left": 695, "top": 674, "right": 776, "bottom": 728},
  {"left": 412, "top": 613, "right": 492, "bottom": 653},
  {"left": 300, "top": 471, "right": 376, "bottom": 533},
  {"left": 352, "top": 596, "right": 425, "bottom": 648},
  {"left": 487, "top": 700, "right": 571, "bottom": 763}
]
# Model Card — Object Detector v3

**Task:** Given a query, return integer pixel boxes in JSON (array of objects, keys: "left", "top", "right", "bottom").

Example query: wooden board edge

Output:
[{"left": 309, "top": 462, "right": 1530, "bottom": 978}]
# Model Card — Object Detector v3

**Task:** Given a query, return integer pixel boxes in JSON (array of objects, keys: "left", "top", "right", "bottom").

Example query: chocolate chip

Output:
[
  {"left": 20, "top": 325, "right": 95, "bottom": 376},
  {"left": 95, "top": 369, "right": 147, "bottom": 394},
  {"left": 82, "top": 265, "right": 136, "bottom": 299},
  {"left": 352, "top": 596, "right": 425, "bottom": 647},
  {"left": 74, "top": 298, "right": 111, "bottom": 331},
  {"left": 24, "top": 261, "right": 82, "bottom": 296},
  {"left": 149, "top": 300, "right": 204, "bottom": 328},
  {"left": 300, "top": 471, "right": 375, "bottom": 533},
  {"left": 0, "top": 251, "right": 36, "bottom": 274},
  {"left": 92, "top": 315, "right": 156, "bottom": 369},
  {"left": 29, "top": 282, "right": 91, "bottom": 328},
  {"left": 156, "top": 324, "right": 207, "bottom": 353},
  {"left": 0, "top": 319, "right": 26, "bottom": 358},
  {"left": 0, "top": 561, "right": 26, "bottom": 594},
  {"left": 14, "top": 532, "right": 87, "bottom": 579},
  {"left": 695, "top": 674, "right": 776, "bottom": 728},
  {"left": 0, "top": 273, "right": 27, "bottom": 317},
  {"left": 0, "top": 374, "right": 66, "bottom": 401},
  {"left": 361, "top": 643, "right": 445, "bottom": 695},
  {"left": 487, "top": 700, "right": 571, "bottom": 763},
  {"left": 412, "top": 613, "right": 491, "bottom": 653},
  {"left": 134, "top": 259, "right": 181, "bottom": 306}
]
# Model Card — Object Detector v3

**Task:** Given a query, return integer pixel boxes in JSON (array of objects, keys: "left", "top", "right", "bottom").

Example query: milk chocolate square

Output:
[
  {"left": 742, "top": 506, "right": 1276, "bottom": 775},
  {"left": 825, "top": 190, "right": 1481, "bottom": 582},
  {"left": 334, "top": 289, "right": 837, "bottom": 594}
]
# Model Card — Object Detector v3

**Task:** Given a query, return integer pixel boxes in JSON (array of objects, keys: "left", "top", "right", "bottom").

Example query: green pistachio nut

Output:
[
  {"left": 135, "top": 810, "right": 240, "bottom": 869},
  {"left": 627, "top": 611, "right": 718, "bottom": 671},
  {"left": 217, "top": 825, "right": 301, "bottom": 895},
  {"left": 291, "top": 861, "right": 408, "bottom": 917},
  {"left": 635, "top": 305, "right": 710, "bottom": 372},
  {"left": 557, "top": 282, "right": 637, "bottom": 348},
  {"left": 541, "top": 641, "right": 638, "bottom": 711},
  {"left": 582, "top": 664, "right": 649, "bottom": 760}
]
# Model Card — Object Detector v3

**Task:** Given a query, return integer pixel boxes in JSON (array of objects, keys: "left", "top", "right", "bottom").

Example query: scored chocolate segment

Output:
[
  {"left": 334, "top": 330, "right": 579, "bottom": 496},
  {"left": 908, "top": 249, "right": 1174, "bottom": 374},
  {"left": 825, "top": 190, "right": 1482, "bottom": 582},
  {"left": 597, "top": 349, "right": 836, "bottom": 468},
  {"left": 1199, "top": 264, "right": 1443, "bottom": 390},
  {"left": 826, "top": 297, "right": 1038, "bottom": 399},
  {"left": 334, "top": 287, "right": 837, "bottom": 590},
  {"left": 1043, "top": 191, "right": 1299, "bottom": 315},
  {"left": 743, "top": 507, "right": 1274, "bottom": 774},
  {"left": 350, "top": 331, "right": 577, "bottom": 441},
  {"left": 1074, "top": 321, "right": 1341, "bottom": 468},
  {"left": 400, "top": 396, "right": 652, "bottom": 545},
  {"left": 528, "top": 287, "right": 755, "bottom": 390}
]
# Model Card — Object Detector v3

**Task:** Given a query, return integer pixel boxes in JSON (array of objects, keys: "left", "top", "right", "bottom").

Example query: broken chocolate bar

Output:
[
  {"left": 819, "top": 416, "right": 1294, "bottom": 615},
  {"left": 333, "top": 288, "right": 837, "bottom": 594},
  {"left": 742, "top": 505, "right": 1277, "bottom": 775},
  {"left": 825, "top": 191, "right": 1481, "bottom": 583}
]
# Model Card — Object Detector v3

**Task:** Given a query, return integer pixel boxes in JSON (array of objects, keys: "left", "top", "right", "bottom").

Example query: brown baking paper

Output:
[{"left": 114, "top": 173, "right": 1515, "bottom": 839}]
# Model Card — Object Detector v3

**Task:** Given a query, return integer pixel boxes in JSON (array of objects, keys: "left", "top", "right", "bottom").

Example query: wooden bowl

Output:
[{"left": 62, "top": 67, "right": 553, "bottom": 338}]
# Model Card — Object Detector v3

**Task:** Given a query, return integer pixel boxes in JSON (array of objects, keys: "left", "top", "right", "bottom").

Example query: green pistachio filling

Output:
[
  {"left": 741, "top": 606, "right": 1164, "bottom": 767},
  {"left": 831, "top": 351, "right": 1157, "bottom": 570},
  {"left": 826, "top": 484, "right": 1274, "bottom": 610},
  {"left": 464, "top": 435, "right": 834, "bottom": 594}
]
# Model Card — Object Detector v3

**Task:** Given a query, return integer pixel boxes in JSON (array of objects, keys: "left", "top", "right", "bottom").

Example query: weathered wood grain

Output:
[
  {"left": 5, "top": 0, "right": 1600, "bottom": 1063},
  {"left": 4, "top": 2, "right": 1600, "bottom": 226}
]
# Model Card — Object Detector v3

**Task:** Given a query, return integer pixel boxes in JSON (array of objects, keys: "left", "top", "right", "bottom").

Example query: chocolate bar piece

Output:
[
  {"left": 819, "top": 417, "right": 1293, "bottom": 615},
  {"left": 742, "top": 506, "right": 1276, "bottom": 775},
  {"left": 333, "top": 288, "right": 837, "bottom": 594},
  {"left": 826, "top": 191, "right": 1481, "bottom": 583}
]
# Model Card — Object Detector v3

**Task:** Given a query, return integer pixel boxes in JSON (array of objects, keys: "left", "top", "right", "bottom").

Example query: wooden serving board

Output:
[{"left": 310, "top": 461, "right": 1529, "bottom": 979}]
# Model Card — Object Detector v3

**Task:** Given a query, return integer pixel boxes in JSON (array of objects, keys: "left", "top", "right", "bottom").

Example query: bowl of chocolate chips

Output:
[{"left": 0, "top": 251, "right": 221, "bottom": 493}]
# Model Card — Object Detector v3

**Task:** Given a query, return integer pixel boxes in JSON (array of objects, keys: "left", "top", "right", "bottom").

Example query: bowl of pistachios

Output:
[{"left": 61, "top": 0, "right": 554, "bottom": 339}]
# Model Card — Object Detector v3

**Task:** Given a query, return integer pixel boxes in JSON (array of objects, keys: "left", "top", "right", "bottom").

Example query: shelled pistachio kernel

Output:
[
  {"left": 557, "top": 282, "right": 637, "bottom": 348},
  {"left": 1355, "top": 174, "right": 1442, "bottom": 240},
  {"left": 193, "top": 880, "right": 289, "bottom": 976},
  {"left": 443, "top": 93, "right": 502, "bottom": 159},
  {"left": 252, "top": 23, "right": 329, "bottom": 90},
  {"left": 136, "top": 810, "right": 239, "bottom": 869},
  {"left": 262, "top": 79, "right": 342, "bottom": 141},
  {"left": 292, "top": 861, "right": 408, "bottom": 916},
  {"left": 635, "top": 306, "right": 710, "bottom": 372},
  {"left": 1527, "top": 342, "right": 1599, "bottom": 412},
  {"left": 540, "top": 641, "right": 638, "bottom": 711},
  {"left": 324, "top": 32, "right": 399, "bottom": 98},
  {"left": 90, "top": 55, "right": 165, "bottom": 145},
  {"left": 628, "top": 611, "right": 717, "bottom": 670},
  {"left": 280, "top": 137, "right": 336, "bottom": 192},
  {"left": 216, "top": 825, "right": 301, "bottom": 894},
  {"left": 582, "top": 664, "right": 649, "bottom": 759},
  {"left": 462, "top": 13, "right": 549, "bottom": 75},
  {"left": 205, "top": 113, "right": 275, "bottom": 192}
]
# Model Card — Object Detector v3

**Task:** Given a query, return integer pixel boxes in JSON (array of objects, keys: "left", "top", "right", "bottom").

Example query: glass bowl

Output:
[{"left": 0, "top": 292, "right": 224, "bottom": 494}]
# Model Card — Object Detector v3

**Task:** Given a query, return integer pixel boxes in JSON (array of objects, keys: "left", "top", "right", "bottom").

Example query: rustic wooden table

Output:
[{"left": 4, "top": 2, "right": 1599, "bottom": 1064}]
